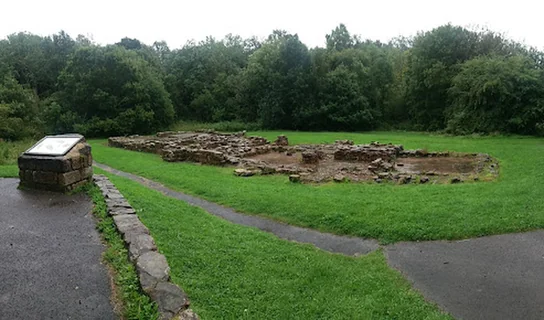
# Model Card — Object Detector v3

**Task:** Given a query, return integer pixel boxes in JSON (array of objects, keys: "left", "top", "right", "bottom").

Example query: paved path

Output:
[
  {"left": 96, "top": 162, "right": 544, "bottom": 320},
  {"left": 94, "top": 162, "right": 379, "bottom": 255},
  {"left": 0, "top": 178, "right": 116, "bottom": 320},
  {"left": 386, "top": 232, "right": 544, "bottom": 320}
]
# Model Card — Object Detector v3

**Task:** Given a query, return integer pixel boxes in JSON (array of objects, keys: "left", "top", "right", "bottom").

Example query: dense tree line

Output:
[{"left": 1, "top": 24, "right": 543, "bottom": 140}]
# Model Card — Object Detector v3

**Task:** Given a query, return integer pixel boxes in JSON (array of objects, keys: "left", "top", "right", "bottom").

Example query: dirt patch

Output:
[{"left": 397, "top": 157, "right": 477, "bottom": 175}]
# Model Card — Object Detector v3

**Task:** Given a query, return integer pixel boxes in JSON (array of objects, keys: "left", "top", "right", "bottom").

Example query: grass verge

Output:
[
  {"left": 87, "top": 183, "right": 159, "bottom": 320},
  {"left": 89, "top": 131, "right": 544, "bottom": 243},
  {"left": 97, "top": 168, "right": 451, "bottom": 320}
]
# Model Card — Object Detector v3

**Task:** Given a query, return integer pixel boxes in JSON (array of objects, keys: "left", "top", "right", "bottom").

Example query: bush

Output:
[{"left": 0, "top": 75, "right": 41, "bottom": 140}]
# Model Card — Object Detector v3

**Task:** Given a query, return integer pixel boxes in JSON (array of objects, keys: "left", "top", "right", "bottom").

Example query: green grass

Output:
[
  {"left": 98, "top": 169, "right": 451, "bottom": 319},
  {"left": 87, "top": 183, "right": 159, "bottom": 320},
  {"left": 0, "top": 139, "right": 33, "bottom": 177},
  {"left": 90, "top": 131, "right": 544, "bottom": 244}
]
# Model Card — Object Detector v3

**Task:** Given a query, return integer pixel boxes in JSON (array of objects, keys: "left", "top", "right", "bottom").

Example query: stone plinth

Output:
[{"left": 18, "top": 134, "right": 93, "bottom": 192}]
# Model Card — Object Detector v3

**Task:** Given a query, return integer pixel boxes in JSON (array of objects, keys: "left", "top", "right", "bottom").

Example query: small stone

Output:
[
  {"left": 334, "top": 140, "right": 354, "bottom": 145},
  {"left": 419, "top": 176, "right": 430, "bottom": 184},
  {"left": 378, "top": 172, "right": 390, "bottom": 178},
  {"left": 451, "top": 177, "right": 462, "bottom": 184},
  {"left": 374, "top": 178, "right": 382, "bottom": 184},
  {"left": 333, "top": 174, "right": 346, "bottom": 183},
  {"left": 289, "top": 174, "right": 301, "bottom": 183},
  {"left": 233, "top": 169, "right": 254, "bottom": 177},
  {"left": 397, "top": 175, "right": 412, "bottom": 184},
  {"left": 274, "top": 135, "right": 289, "bottom": 146},
  {"left": 178, "top": 309, "right": 200, "bottom": 320}
]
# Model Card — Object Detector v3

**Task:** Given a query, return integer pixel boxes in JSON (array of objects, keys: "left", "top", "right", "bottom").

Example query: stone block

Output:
[
  {"left": 113, "top": 214, "right": 150, "bottom": 236},
  {"left": 33, "top": 171, "right": 58, "bottom": 184},
  {"left": 19, "top": 155, "right": 71, "bottom": 173},
  {"left": 71, "top": 156, "right": 82, "bottom": 170},
  {"left": 58, "top": 170, "right": 81, "bottom": 186},
  {"left": 80, "top": 166, "right": 93, "bottom": 179},
  {"left": 136, "top": 251, "right": 170, "bottom": 292},
  {"left": 105, "top": 198, "right": 132, "bottom": 208},
  {"left": 149, "top": 282, "right": 189, "bottom": 320},
  {"left": 106, "top": 191, "right": 124, "bottom": 200},
  {"left": 127, "top": 233, "right": 157, "bottom": 261},
  {"left": 108, "top": 207, "right": 136, "bottom": 215}
]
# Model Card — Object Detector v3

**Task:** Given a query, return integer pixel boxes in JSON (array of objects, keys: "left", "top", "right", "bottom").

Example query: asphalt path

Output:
[{"left": 0, "top": 178, "right": 115, "bottom": 320}]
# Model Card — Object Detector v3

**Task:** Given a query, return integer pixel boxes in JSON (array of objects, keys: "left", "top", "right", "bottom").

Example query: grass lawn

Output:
[
  {"left": 90, "top": 131, "right": 544, "bottom": 243},
  {"left": 98, "top": 168, "right": 451, "bottom": 319}
]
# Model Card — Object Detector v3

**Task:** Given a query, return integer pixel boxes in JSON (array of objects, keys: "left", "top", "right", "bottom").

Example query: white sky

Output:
[{"left": 1, "top": 0, "right": 543, "bottom": 50}]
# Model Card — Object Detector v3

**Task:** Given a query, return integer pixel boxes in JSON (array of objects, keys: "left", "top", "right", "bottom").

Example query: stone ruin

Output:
[
  {"left": 108, "top": 131, "right": 499, "bottom": 184},
  {"left": 18, "top": 134, "right": 93, "bottom": 192}
]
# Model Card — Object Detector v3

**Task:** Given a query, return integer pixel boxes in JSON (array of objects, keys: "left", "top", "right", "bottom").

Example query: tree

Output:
[
  {"left": 116, "top": 37, "right": 143, "bottom": 50},
  {"left": 49, "top": 45, "right": 174, "bottom": 136},
  {"left": 448, "top": 55, "right": 544, "bottom": 135},
  {"left": 326, "top": 24, "right": 354, "bottom": 51},
  {"left": 239, "top": 32, "right": 311, "bottom": 128},
  {"left": 165, "top": 35, "right": 250, "bottom": 121},
  {"left": 404, "top": 25, "right": 482, "bottom": 130},
  {"left": 0, "top": 74, "right": 40, "bottom": 140}
]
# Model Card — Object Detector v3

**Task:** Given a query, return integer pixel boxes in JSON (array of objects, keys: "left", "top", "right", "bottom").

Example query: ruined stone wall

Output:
[
  {"left": 333, "top": 143, "right": 404, "bottom": 162},
  {"left": 18, "top": 142, "right": 93, "bottom": 192}
]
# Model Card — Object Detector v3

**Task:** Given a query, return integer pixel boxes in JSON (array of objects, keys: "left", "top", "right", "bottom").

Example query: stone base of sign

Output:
[{"left": 18, "top": 142, "right": 93, "bottom": 192}]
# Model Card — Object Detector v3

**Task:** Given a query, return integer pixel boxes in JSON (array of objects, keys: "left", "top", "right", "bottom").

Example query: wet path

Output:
[{"left": 0, "top": 178, "right": 115, "bottom": 320}]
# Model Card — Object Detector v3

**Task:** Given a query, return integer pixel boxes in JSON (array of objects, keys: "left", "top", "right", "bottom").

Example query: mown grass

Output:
[
  {"left": 87, "top": 184, "right": 159, "bottom": 320},
  {"left": 89, "top": 131, "right": 544, "bottom": 244},
  {"left": 97, "top": 169, "right": 451, "bottom": 320}
]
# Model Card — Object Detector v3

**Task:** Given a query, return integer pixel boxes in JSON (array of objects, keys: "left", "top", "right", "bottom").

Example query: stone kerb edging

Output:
[{"left": 93, "top": 175, "right": 199, "bottom": 320}]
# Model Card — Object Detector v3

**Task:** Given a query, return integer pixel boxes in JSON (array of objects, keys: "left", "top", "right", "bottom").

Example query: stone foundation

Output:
[
  {"left": 333, "top": 143, "right": 404, "bottom": 162},
  {"left": 107, "top": 132, "right": 498, "bottom": 184}
]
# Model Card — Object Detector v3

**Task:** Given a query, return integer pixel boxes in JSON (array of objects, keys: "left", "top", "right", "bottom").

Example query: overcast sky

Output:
[{"left": 1, "top": 0, "right": 542, "bottom": 50}]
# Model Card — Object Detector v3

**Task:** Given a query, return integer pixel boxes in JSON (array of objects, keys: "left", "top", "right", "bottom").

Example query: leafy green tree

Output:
[
  {"left": 326, "top": 24, "right": 355, "bottom": 51},
  {"left": 49, "top": 45, "right": 174, "bottom": 136},
  {"left": 240, "top": 32, "right": 311, "bottom": 128},
  {"left": 166, "top": 35, "right": 250, "bottom": 121},
  {"left": 448, "top": 55, "right": 544, "bottom": 135},
  {"left": 308, "top": 46, "right": 390, "bottom": 130},
  {"left": 0, "top": 74, "right": 40, "bottom": 140}
]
